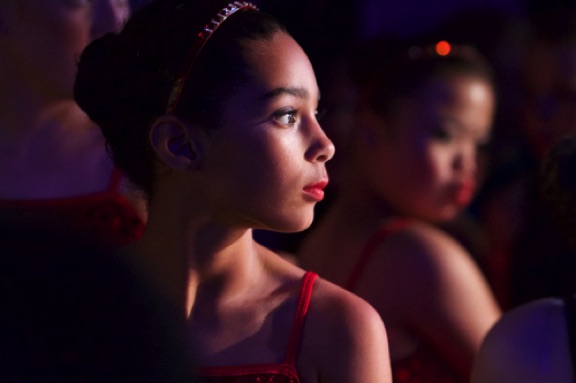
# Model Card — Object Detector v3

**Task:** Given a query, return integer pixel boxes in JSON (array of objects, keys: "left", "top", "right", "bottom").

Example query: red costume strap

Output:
[
  {"left": 284, "top": 271, "right": 317, "bottom": 366},
  {"left": 106, "top": 168, "right": 124, "bottom": 193},
  {"left": 346, "top": 219, "right": 413, "bottom": 290}
]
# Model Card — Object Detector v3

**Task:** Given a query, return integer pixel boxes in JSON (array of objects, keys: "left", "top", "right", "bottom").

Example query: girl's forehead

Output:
[
  {"left": 414, "top": 74, "right": 493, "bottom": 99},
  {"left": 394, "top": 77, "right": 494, "bottom": 119},
  {"left": 243, "top": 32, "right": 316, "bottom": 86}
]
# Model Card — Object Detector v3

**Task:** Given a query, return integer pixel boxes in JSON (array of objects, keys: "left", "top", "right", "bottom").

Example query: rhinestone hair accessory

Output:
[{"left": 165, "top": 1, "right": 259, "bottom": 114}]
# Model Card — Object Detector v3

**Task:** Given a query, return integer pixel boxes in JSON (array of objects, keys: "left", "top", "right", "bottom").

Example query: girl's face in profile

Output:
[
  {"left": 367, "top": 75, "right": 494, "bottom": 222},
  {"left": 199, "top": 31, "right": 335, "bottom": 232},
  {"left": 1, "top": 0, "right": 129, "bottom": 98}
]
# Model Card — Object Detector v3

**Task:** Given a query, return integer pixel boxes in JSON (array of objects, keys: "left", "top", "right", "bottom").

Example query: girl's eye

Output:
[
  {"left": 431, "top": 127, "right": 453, "bottom": 142},
  {"left": 273, "top": 110, "right": 298, "bottom": 127}
]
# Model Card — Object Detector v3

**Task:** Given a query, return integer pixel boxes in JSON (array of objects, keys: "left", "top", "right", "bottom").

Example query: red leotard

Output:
[
  {"left": 195, "top": 271, "right": 317, "bottom": 383},
  {"left": 346, "top": 219, "right": 463, "bottom": 383},
  {"left": 0, "top": 169, "right": 145, "bottom": 248}
]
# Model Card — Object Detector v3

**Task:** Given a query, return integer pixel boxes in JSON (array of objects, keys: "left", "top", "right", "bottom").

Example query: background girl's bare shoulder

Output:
[
  {"left": 358, "top": 219, "right": 500, "bottom": 348},
  {"left": 369, "top": 221, "right": 481, "bottom": 288},
  {"left": 472, "top": 297, "right": 570, "bottom": 383},
  {"left": 299, "top": 277, "right": 391, "bottom": 383}
]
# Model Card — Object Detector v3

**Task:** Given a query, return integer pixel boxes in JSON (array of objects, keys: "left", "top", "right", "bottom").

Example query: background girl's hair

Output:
[
  {"left": 351, "top": 36, "right": 495, "bottom": 118},
  {"left": 74, "top": 0, "right": 285, "bottom": 196}
]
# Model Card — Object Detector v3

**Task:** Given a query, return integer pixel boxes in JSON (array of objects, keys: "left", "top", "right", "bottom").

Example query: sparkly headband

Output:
[{"left": 165, "top": 1, "right": 259, "bottom": 114}]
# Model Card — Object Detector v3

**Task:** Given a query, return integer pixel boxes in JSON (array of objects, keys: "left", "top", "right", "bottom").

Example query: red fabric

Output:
[
  {"left": 345, "top": 218, "right": 413, "bottom": 291},
  {"left": 0, "top": 169, "right": 145, "bottom": 248},
  {"left": 391, "top": 349, "right": 461, "bottom": 383},
  {"left": 346, "top": 219, "right": 462, "bottom": 383},
  {"left": 195, "top": 272, "right": 317, "bottom": 383}
]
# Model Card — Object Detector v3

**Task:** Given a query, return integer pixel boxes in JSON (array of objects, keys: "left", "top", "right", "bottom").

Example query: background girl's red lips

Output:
[{"left": 454, "top": 180, "right": 476, "bottom": 205}]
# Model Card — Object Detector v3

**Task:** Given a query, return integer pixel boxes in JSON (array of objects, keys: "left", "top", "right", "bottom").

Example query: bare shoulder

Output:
[
  {"left": 394, "top": 221, "right": 468, "bottom": 256},
  {"left": 375, "top": 221, "right": 479, "bottom": 283},
  {"left": 364, "top": 221, "right": 499, "bottom": 376},
  {"left": 299, "top": 276, "right": 392, "bottom": 383},
  {"left": 308, "top": 276, "right": 386, "bottom": 333},
  {"left": 480, "top": 298, "right": 566, "bottom": 357},
  {"left": 494, "top": 297, "right": 565, "bottom": 331},
  {"left": 471, "top": 298, "right": 571, "bottom": 383}
]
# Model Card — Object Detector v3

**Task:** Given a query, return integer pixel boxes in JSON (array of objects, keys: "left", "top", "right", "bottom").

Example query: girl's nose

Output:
[
  {"left": 306, "top": 120, "right": 336, "bottom": 163},
  {"left": 453, "top": 145, "right": 477, "bottom": 176}
]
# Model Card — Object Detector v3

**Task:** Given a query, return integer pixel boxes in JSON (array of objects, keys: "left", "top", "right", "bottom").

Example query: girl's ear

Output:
[{"left": 149, "top": 115, "right": 204, "bottom": 170}]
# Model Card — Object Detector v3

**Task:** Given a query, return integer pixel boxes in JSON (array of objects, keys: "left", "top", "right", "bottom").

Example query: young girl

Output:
[
  {"left": 0, "top": 0, "right": 145, "bottom": 248},
  {"left": 299, "top": 38, "right": 501, "bottom": 382},
  {"left": 74, "top": 1, "right": 392, "bottom": 382}
]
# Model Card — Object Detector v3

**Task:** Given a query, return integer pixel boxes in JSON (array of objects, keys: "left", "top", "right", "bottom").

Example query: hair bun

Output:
[{"left": 74, "top": 32, "right": 123, "bottom": 128}]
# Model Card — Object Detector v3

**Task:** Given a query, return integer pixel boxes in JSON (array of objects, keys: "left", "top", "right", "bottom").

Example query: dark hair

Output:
[
  {"left": 351, "top": 36, "right": 495, "bottom": 119},
  {"left": 74, "top": 0, "right": 286, "bottom": 196}
]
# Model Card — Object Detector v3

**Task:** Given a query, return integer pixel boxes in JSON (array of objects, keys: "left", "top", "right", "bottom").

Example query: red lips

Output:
[
  {"left": 454, "top": 180, "right": 476, "bottom": 206},
  {"left": 303, "top": 180, "right": 328, "bottom": 202}
]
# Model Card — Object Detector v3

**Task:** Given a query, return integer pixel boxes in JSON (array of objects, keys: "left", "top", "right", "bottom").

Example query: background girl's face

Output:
[
  {"left": 199, "top": 32, "right": 335, "bottom": 232},
  {"left": 0, "top": 0, "right": 129, "bottom": 99},
  {"left": 367, "top": 75, "right": 494, "bottom": 222}
]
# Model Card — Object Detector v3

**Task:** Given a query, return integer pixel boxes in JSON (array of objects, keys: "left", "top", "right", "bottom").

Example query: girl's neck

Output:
[
  {"left": 0, "top": 98, "right": 88, "bottom": 138},
  {"left": 0, "top": 54, "right": 84, "bottom": 135},
  {"left": 131, "top": 202, "right": 262, "bottom": 318}
]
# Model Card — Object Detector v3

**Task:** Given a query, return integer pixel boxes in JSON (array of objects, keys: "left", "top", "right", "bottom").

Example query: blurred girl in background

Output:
[{"left": 300, "top": 38, "right": 501, "bottom": 383}]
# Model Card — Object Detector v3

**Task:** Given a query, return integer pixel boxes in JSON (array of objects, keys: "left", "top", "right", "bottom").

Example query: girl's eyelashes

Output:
[
  {"left": 272, "top": 108, "right": 298, "bottom": 127},
  {"left": 431, "top": 126, "right": 454, "bottom": 142},
  {"left": 269, "top": 106, "right": 323, "bottom": 128}
]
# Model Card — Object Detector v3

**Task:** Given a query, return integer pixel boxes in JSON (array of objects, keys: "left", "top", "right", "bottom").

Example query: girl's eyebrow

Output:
[{"left": 261, "top": 87, "right": 310, "bottom": 100}]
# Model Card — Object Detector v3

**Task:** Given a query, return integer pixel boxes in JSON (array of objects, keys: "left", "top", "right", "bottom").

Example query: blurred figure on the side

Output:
[
  {"left": 477, "top": 5, "right": 576, "bottom": 309},
  {"left": 471, "top": 135, "right": 576, "bottom": 383},
  {"left": 0, "top": 0, "right": 146, "bottom": 248}
]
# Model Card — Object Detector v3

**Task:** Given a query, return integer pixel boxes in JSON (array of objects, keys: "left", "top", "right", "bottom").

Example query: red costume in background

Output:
[
  {"left": 347, "top": 219, "right": 462, "bottom": 383},
  {"left": 0, "top": 169, "right": 145, "bottom": 248}
]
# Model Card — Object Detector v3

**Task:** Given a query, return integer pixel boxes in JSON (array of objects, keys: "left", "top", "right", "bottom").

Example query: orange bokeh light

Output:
[{"left": 435, "top": 41, "right": 451, "bottom": 56}]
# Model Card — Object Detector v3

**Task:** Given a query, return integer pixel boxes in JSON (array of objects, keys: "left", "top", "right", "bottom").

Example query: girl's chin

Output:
[
  {"left": 257, "top": 215, "right": 314, "bottom": 234},
  {"left": 438, "top": 207, "right": 463, "bottom": 222},
  {"left": 281, "top": 217, "right": 315, "bottom": 234},
  {"left": 421, "top": 207, "right": 461, "bottom": 224}
]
